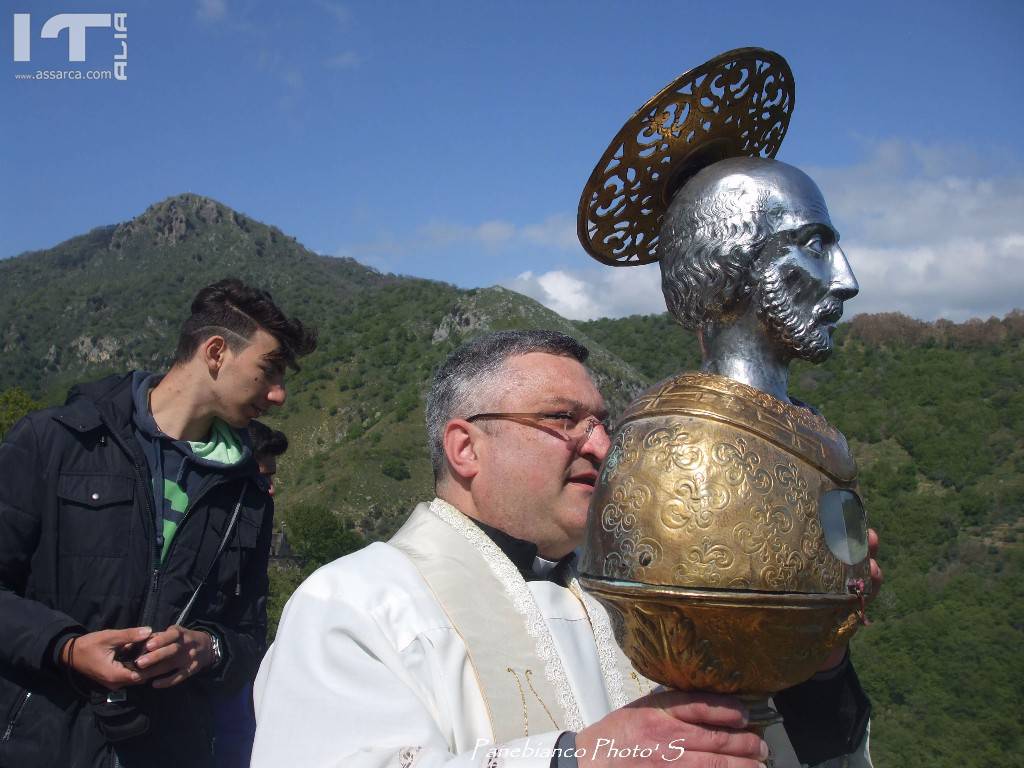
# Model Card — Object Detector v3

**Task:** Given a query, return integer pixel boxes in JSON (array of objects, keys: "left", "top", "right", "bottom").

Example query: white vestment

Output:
[{"left": 252, "top": 500, "right": 869, "bottom": 768}]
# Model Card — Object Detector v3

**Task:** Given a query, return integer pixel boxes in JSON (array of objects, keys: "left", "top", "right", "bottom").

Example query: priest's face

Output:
[{"left": 473, "top": 352, "right": 611, "bottom": 559}]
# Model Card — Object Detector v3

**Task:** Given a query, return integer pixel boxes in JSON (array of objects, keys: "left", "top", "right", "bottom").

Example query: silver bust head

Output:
[{"left": 658, "top": 157, "right": 858, "bottom": 401}]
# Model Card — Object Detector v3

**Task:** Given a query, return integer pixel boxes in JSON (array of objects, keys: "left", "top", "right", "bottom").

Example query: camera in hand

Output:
[{"left": 112, "top": 639, "right": 148, "bottom": 672}]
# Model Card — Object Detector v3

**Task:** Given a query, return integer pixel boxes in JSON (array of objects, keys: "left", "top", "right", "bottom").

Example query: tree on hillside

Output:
[
  {"left": 286, "top": 503, "right": 365, "bottom": 567},
  {"left": 0, "top": 387, "right": 42, "bottom": 439}
]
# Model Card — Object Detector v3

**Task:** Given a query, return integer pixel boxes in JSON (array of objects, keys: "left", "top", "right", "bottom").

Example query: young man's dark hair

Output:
[
  {"left": 173, "top": 278, "right": 318, "bottom": 371},
  {"left": 247, "top": 420, "right": 288, "bottom": 499},
  {"left": 248, "top": 420, "right": 289, "bottom": 460},
  {"left": 0, "top": 278, "right": 315, "bottom": 768}
]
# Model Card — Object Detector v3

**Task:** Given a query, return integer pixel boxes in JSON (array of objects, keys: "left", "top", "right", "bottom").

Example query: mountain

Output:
[
  {"left": 0, "top": 194, "right": 388, "bottom": 398},
  {"left": 0, "top": 193, "right": 645, "bottom": 538},
  {"left": 2, "top": 195, "right": 1021, "bottom": 767}
]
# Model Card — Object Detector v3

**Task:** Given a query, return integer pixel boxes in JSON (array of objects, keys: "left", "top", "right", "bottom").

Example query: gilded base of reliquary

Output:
[
  {"left": 581, "top": 579, "right": 860, "bottom": 695},
  {"left": 581, "top": 372, "right": 870, "bottom": 693}
]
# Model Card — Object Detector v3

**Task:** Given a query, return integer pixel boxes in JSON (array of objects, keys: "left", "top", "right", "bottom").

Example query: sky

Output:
[{"left": 2, "top": 0, "right": 1022, "bottom": 322}]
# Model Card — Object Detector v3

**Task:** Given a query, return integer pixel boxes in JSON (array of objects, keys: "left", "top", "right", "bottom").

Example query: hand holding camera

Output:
[
  {"left": 130, "top": 625, "right": 216, "bottom": 689},
  {"left": 60, "top": 626, "right": 152, "bottom": 690},
  {"left": 61, "top": 624, "right": 215, "bottom": 690}
]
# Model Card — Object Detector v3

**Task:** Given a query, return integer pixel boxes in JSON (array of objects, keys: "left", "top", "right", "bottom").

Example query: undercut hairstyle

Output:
[
  {"left": 172, "top": 278, "right": 318, "bottom": 370},
  {"left": 658, "top": 188, "right": 775, "bottom": 331},
  {"left": 248, "top": 420, "right": 289, "bottom": 460},
  {"left": 425, "top": 330, "right": 590, "bottom": 483}
]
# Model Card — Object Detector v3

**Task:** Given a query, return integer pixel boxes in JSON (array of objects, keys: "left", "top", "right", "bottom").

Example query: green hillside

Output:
[{"left": 2, "top": 195, "right": 1020, "bottom": 766}]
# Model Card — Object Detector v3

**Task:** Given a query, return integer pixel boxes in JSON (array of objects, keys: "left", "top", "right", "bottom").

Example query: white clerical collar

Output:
[{"left": 532, "top": 554, "right": 559, "bottom": 579}]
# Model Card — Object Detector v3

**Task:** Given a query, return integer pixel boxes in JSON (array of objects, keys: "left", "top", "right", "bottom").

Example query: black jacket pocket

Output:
[{"left": 57, "top": 473, "right": 135, "bottom": 556}]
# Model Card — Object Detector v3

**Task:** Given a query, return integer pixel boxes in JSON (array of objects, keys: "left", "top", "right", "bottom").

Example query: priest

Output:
[{"left": 251, "top": 330, "right": 872, "bottom": 768}]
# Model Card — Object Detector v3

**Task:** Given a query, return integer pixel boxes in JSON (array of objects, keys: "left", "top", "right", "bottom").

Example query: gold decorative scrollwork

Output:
[
  {"left": 674, "top": 537, "right": 736, "bottom": 587},
  {"left": 623, "top": 372, "right": 855, "bottom": 483},
  {"left": 712, "top": 438, "right": 774, "bottom": 498},
  {"left": 583, "top": 580, "right": 864, "bottom": 695},
  {"left": 600, "top": 476, "right": 663, "bottom": 578},
  {"left": 578, "top": 48, "right": 794, "bottom": 267},
  {"left": 774, "top": 462, "right": 810, "bottom": 512},
  {"left": 581, "top": 371, "right": 869, "bottom": 595},
  {"left": 601, "top": 475, "right": 650, "bottom": 537},
  {"left": 661, "top": 473, "right": 728, "bottom": 531},
  {"left": 643, "top": 424, "right": 705, "bottom": 471}
]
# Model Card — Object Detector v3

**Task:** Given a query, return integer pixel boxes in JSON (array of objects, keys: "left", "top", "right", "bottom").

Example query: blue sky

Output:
[{"left": 3, "top": 0, "right": 1022, "bottom": 321}]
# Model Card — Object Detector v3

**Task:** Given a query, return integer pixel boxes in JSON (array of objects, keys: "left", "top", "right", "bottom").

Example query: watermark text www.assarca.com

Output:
[{"left": 12, "top": 12, "right": 127, "bottom": 81}]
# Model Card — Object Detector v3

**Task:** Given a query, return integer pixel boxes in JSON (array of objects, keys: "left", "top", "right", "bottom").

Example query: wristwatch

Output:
[{"left": 206, "top": 631, "right": 223, "bottom": 669}]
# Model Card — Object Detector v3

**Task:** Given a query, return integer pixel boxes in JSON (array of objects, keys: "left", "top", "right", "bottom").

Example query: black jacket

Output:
[{"left": 0, "top": 374, "right": 273, "bottom": 768}]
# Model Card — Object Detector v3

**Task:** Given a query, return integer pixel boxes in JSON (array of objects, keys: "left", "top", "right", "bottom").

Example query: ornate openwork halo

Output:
[{"left": 577, "top": 48, "right": 795, "bottom": 267}]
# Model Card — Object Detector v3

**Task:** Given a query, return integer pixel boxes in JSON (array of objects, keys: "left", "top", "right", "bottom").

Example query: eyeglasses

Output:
[{"left": 466, "top": 411, "right": 611, "bottom": 444}]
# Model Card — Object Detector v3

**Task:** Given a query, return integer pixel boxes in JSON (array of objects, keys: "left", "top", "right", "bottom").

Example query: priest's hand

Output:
[
  {"left": 576, "top": 690, "right": 768, "bottom": 767},
  {"left": 816, "top": 527, "right": 883, "bottom": 672},
  {"left": 865, "top": 527, "right": 883, "bottom": 604}
]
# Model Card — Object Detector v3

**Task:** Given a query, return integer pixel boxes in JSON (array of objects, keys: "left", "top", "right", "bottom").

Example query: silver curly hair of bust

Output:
[{"left": 658, "top": 185, "right": 775, "bottom": 331}]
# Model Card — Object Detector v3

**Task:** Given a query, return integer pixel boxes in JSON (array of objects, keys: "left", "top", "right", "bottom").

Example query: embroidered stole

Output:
[{"left": 390, "top": 500, "right": 649, "bottom": 744}]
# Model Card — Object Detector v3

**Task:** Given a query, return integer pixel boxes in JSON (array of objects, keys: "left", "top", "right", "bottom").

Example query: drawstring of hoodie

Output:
[{"left": 174, "top": 482, "right": 248, "bottom": 626}]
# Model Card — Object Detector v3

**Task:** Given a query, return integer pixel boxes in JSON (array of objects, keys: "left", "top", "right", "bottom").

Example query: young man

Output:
[{"left": 0, "top": 278, "right": 316, "bottom": 767}]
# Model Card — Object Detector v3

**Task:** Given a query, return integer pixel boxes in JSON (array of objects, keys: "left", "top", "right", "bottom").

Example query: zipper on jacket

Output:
[
  {"left": 133, "top": 455, "right": 163, "bottom": 629},
  {"left": 1, "top": 691, "right": 31, "bottom": 742},
  {"left": 147, "top": 476, "right": 240, "bottom": 625}
]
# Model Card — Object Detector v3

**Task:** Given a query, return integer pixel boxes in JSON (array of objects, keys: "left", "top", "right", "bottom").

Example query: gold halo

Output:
[{"left": 577, "top": 48, "right": 795, "bottom": 267}]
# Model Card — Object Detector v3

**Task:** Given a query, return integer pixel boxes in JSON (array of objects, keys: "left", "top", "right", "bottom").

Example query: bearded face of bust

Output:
[{"left": 658, "top": 157, "right": 859, "bottom": 363}]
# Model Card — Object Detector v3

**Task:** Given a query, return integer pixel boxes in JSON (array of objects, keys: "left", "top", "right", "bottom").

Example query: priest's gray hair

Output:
[{"left": 426, "top": 330, "right": 590, "bottom": 483}]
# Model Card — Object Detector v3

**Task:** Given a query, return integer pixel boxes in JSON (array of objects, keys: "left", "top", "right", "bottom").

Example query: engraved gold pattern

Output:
[
  {"left": 582, "top": 580, "right": 860, "bottom": 695},
  {"left": 582, "top": 372, "right": 866, "bottom": 594},
  {"left": 580, "top": 370, "right": 869, "bottom": 696},
  {"left": 578, "top": 48, "right": 794, "bottom": 266},
  {"left": 628, "top": 372, "right": 855, "bottom": 481}
]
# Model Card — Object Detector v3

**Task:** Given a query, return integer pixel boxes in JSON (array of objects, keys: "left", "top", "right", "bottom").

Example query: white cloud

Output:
[
  {"left": 196, "top": 0, "right": 227, "bottom": 22},
  {"left": 340, "top": 140, "right": 1023, "bottom": 323},
  {"left": 504, "top": 264, "right": 663, "bottom": 321},
  {"left": 808, "top": 139, "right": 1024, "bottom": 321},
  {"left": 280, "top": 68, "right": 304, "bottom": 92},
  {"left": 521, "top": 214, "right": 579, "bottom": 251},
  {"left": 476, "top": 220, "right": 516, "bottom": 245},
  {"left": 511, "top": 140, "right": 1024, "bottom": 322}
]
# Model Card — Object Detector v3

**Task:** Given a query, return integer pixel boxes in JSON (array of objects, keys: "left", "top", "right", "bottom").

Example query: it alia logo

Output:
[{"left": 12, "top": 12, "right": 127, "bottom": 79}]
